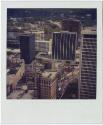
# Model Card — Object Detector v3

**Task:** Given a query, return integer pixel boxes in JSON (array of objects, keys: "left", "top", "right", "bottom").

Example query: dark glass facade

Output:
[
  {"left": 20, "top": 34, "right": 35, "bottom": 64},
  {"left": 52, "top": 31, "right": 77, "bottom": 60}
]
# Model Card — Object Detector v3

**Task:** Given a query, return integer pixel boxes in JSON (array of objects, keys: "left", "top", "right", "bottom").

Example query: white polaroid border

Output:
[{"left": 1, "top": 0, "right": 103, "bottom": 124}]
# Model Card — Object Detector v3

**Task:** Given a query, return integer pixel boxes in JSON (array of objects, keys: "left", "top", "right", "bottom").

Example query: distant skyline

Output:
[{"left": 7, "top": 8, "right": 96, "bottom": 19}]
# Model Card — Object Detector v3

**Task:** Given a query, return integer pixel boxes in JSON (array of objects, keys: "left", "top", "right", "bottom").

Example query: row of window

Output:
[
  {"left": 82, "top": 52, "right": 96, "bottom": 55},
  {"left": 80, "top": 93, "right": 96, "bottom": 98},
  {"left": 82, "top": 61, "right": 96, "bottom": 65},
  {"left": 81, "top": 80, "right": 96, "bottom": 84},
  {"left": 82, "top": 47, "right": 96, "bottom": 50},
  {"left": 82, "top": 58, "right": 96, "bottom": 62},
  {"left": 81, "top": 74, "right": 96, "bottom": 79},
  {"left": 81, "top": 67, "right": 96, "bottom": 71},
  {"left": 81, "top": 71, "right": 96, "bottom": 76},
  {"left": 83, "top": 41, "right": 96, "bottom": 45},
  {"left": 82, "top": 64, "right": 96, "bottom": 68}
]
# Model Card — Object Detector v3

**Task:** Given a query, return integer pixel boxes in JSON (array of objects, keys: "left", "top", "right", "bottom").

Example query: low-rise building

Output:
[
  {"left": 7, "top": 62, "right": 25, "bottom": 96},
  {"left": 24, "top": 30, "right": 44, "bottom": 41},
  {"left": 35, "top": 40, "right": 52, "bottom": 54}
]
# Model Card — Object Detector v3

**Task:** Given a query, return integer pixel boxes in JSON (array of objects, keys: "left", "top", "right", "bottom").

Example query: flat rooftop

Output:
[
  {"left": 82, "top": 27, "right": 96, "bottom": 35},
  {"left": 20, "top": 33, "right": 34, "bottom": 37},
  {"left": 7, "top": 62, "right": 23, "bottom": 75},
  {"left": 42, "top": 71, "right": 57, "bottom": 79},
  {"left": 53, "top": 31, "right": 77, "bottom": 34},
  {"left": 24, "top": 31, "right": 44, "bottom": 34},
  {"left": 35, "top": 40, "right": 51, "bottom": 43},
  {"left": 7, "top": 48, "right": 20, "bottom": 53}
]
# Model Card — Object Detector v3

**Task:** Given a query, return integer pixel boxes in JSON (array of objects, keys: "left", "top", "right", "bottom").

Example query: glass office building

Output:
[
  {"left": 52, "top": 31, "right": 77, "bottom": 61},
  {"left": 20, "top": 33, "right": 35, "bottom": 64}
]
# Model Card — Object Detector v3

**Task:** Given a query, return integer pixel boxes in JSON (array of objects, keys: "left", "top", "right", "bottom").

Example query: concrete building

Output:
[
  {"left": 35, "top": 39, "right": 52, "bottom": 54},
  {"left": 52, "top": 31, "right": 77, "bottom": 61},
  {"left": 7, "top": 28, "right": 23, "bottom": 48},
  {"left": 34, "top": 31, "right": 44, "bottom": 41},
  {"left": 38, "top": 71, "right": 57, "bottom": 99},
  {"left": 79, "top": 28, "right": 97, "bottom": 99},
  {"left": 24, "top": 31, "right": 44, "bottom": 41},
  {"left": 20, "top": 33, "right": 35, "bottom": 64},
  {"left": 24, "top": 70, "right": 57, "bottom": 99},
  {"left": 7, "top": 62, "right": 25, "bottom": 96}
]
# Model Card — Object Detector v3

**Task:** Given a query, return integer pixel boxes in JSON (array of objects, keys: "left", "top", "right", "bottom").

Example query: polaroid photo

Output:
[{"left": 1, "top": 0, "right": 103, "bottom": 124}]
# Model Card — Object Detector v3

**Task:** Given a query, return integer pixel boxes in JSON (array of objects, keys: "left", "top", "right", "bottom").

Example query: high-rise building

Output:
[
  {"left": 79, "top": 28, "right": 97, "bottom": 99},
  {"left": 20, "top": 33, "right": 35, "bottom": 64},
  {"left": 62, "top": 19, "right": 81, "bottom": 38},
  {"left": 39, "top": 71, "right": 57, "bottom": 99},
  {"left": 52, "top": 31, "right": 77, "bottom": 61}
]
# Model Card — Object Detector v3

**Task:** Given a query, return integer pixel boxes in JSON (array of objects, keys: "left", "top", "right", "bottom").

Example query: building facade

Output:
[
  {"left": 39, "top": 71, "right": 57, "bottom": 99},
  {"left": 52, "top": 31, "right": 77, "bottom": 61},
  {"left": 7, "top": 62, "right": 25, "bottom": 96},
  {"left": 62, "top": 19, "right": 81, "bottom": 38},
  {"left": 79, "top": 28, "right": 97, "bottom": 99},
  {"left": 20, "top": 33, "right": 35, "bottom": 64},
  {"left": 34, "top": 31, "right": 44, "bottom": 41},
  {"left": 35, "top": 40, "right": 52, "bottom": 54},
  {"left": 24, "top": 31, "right": 44, "bottom": 41},
  {"left": 25, "top": 71, "right": 57, "bottom": 99}
]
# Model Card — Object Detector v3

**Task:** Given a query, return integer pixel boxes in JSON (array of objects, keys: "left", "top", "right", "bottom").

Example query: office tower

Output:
[
  {"left": 20, "top": 33, "right": 35, "bottom": 64},
  {"left": 39, "top": 71, "right": 57, "bottom": 99},
  {"left": 79, "top": 28, "right": 97, "bottom": 99},
  {"left": 62, "top": 19, "right": 81, "bottom": 38},
  {"left": 52, "top": 31, "right": 77, "bottom": 61}
]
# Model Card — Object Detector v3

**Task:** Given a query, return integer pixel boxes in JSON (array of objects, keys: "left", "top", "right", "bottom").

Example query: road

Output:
[{"left": 59, "top": 70, "right": 79, "bottom": 99}]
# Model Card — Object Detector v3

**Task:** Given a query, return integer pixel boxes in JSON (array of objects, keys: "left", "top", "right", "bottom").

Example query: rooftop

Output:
[
  {"left": 53, "top": 31, "right": 77, "bottom": 34},
  {"left": 7, "top": 62, "right": 23, "bottom": 75},
  {"left": 36, "top": 40, "right": 51, "bottom": 43},
  {"left": 7, "top": 48, "right": 20, "bottom": 53},
  {"left": 42, "top": 71, "right": 57, "bottom": 79},
  {"left": 20, "top": 33, "right": 35, "bottom": 37},
  {"left": 8, "top": 68, "right": 18, "bottom": 74},
  {"left": 82, "top": 27, "right": 96, "bottom": 35},
  {"left": 24, "top": 30, "right": 44, "bottom": 34}
]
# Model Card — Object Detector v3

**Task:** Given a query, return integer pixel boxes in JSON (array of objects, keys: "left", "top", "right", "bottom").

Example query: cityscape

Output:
[{"left": 7, "top": 9, "right": 97, "bottom": 99}]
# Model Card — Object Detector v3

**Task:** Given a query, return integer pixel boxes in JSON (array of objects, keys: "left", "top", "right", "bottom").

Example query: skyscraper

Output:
[
  {"left": 62, "top": 19, "right": 81, "bottom": 38},
  {"left": 20, "top": 33, "right": 35, "bottom": 64},
  {"left": 79, "top": 28, "right": 97, "bottom": 99},
  {"left": 52, "top": 31, "right": 77, "bottom": 61}
]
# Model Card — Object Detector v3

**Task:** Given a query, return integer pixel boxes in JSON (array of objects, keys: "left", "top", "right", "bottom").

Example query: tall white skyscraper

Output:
[{"left": 79, "top": 28, "right": 97, "bottom": 99}]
